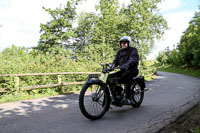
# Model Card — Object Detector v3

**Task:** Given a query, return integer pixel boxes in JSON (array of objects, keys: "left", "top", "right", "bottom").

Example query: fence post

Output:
[
  {"left": 14, "top": 77, "right": 20, "bottom": 91},
  {"left": 57, "top": 75, "right": 63, "bottom": 92},
  {"left": 42, "top": 76, "right": 47, "bottom": 84},
  {"left": 57, "top": 75, "right": 62, "bottom": 85}
]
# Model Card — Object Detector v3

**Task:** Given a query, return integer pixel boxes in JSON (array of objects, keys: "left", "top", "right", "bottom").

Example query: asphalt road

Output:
[{"left": 0, "top": 71, "right": 200, "bottom": 133}]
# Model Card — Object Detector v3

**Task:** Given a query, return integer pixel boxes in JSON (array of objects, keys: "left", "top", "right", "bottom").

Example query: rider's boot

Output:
[
  {"left": 122, "top": 85, "right": 131, "bottom": 105},
  {"left": 122, "top": 95, "right": 131, "bottom": 105}
]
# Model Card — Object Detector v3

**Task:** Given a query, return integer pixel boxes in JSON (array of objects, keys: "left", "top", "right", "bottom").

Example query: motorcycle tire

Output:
[
  {"left": 130, "top": 82, "right": 144, "bottom": 107},
  {"left": 79, "top": 82, "right": 110, "bottom": 120}
]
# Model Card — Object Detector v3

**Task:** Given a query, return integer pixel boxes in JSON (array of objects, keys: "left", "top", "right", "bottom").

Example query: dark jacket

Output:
[{"left": 112, "top": 47, "right": 139, "bottom": 71}]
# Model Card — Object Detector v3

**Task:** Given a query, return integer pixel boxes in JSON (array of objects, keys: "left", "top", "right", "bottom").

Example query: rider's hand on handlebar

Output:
[{"left": 120, "top": 64, "right": 129, "bottom": 71}]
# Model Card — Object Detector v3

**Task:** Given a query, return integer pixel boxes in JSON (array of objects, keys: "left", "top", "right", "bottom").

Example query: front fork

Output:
[
  {"left": 100, "top": 73, "right": 108, "bottom": 83},
  {"left": 100, "top": 73, "right": 115, "bottom": 101}
]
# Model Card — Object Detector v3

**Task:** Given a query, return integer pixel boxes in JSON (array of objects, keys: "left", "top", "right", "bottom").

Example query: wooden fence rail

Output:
[
  {"left": 0, "top": 72, "right": 101, "bottom": 77},
  {"left": 0, "top": 68, "right": 156, "bottom": 93},
  {"left": 0, "top": 72, "right": 101, "bottom": 93}
]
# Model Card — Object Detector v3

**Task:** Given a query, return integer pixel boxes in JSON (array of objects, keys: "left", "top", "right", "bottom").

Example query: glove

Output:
[
  {"left": 108, "top": 62, "right": 114, "bottom": 69},
  {"left": 120, "top": 64, "right": 129, "bottom": 71}
]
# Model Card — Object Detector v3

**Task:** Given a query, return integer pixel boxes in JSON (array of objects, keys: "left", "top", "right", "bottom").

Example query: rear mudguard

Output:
[{"left": 135, "top": 76, "right": 146, "bottom": 89}]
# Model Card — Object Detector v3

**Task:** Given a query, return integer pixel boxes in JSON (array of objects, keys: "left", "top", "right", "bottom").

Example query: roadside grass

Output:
[
  {"left": 158, "top": 65, "right": 200, "bottom": 78},
  {"left": 158, "top": 65, "right": 200, "bottom": 133},
  {"left": 0, "top": 85, "right": 82, "bottom": 104},
  {"left": 0, "top": 88, "right": 60, "bottom": 104},
  {"left": 159, "top": 103, "right": 200, "bottom": 133}
]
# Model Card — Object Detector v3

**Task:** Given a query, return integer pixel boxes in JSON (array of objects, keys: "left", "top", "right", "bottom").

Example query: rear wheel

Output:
[
  {"left": 79, "top": 82, "right": 110, "bottom": 120},
  {"left": 130, "top": 82, "right": 144, "bottom": 107}
]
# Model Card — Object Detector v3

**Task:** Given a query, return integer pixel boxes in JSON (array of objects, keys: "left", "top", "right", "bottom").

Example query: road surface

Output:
[{"left": 0, "top": 71, "right": 200, "bottom": 133}]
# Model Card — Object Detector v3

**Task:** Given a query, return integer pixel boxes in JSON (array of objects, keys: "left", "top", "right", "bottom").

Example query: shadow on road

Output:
[{"left": 0, "top": 94, "right": 79, "bottom": 119}]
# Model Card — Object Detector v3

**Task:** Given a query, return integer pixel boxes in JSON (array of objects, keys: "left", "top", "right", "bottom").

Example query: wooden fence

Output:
[{"left": 0, "top": 69, "right": 156, "bottom": 93}]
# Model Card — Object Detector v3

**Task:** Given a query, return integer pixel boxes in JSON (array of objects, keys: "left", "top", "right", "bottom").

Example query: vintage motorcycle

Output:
[{"left": 79, "top": 63, "right": 146, "bottom": 120}]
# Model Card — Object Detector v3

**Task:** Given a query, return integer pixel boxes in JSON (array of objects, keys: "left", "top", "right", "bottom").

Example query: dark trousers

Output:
[{"left": 107, "top": 69, "right": 138, "bottom": 98}]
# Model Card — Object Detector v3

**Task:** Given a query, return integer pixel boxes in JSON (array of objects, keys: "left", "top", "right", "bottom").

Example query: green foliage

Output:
[
  {"left": 157, "top": 50, "right": 169, "bottom": 65},
  {"left": 0, "top": 45, "right": 99, "bottom": 91},
  {"left": 0, "top": 0, "right": 167, "bottom": 103},
  {"left": 158, "top": 65, "right": 200, "bottom": 78},
  {"left": 0, "top": 45, "right": 157, "bottom": 103},
  {"left": 196, "top": 128, "right": 200, "bottom": 133},
  {"left": 120, "top": 0, "right": 167, "bottom": 59},
  {"left": 139, "top": 60, "right": 157, "bottom": 80},
  {"left": 74, "top": 0, "right": 122, "bottom": 60},
  {"left": 157, "top": 8, "right": 200, "bottom": 68},
  {"left": 35, "top": 0, "right": 167, "bottom": 61},
  {"left": 34, "top": 1, "right": 78, "bottom": 53},
  {"left": 74, "top": 0, "right": 167, "bottom": 61},
  {"left": 178, "top": 10, "right": 200, "bottom": 67}
]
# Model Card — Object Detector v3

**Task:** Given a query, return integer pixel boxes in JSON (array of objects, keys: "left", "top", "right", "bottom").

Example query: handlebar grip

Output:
[{"left": 102, "top": 67, "right": 120, "bottom": 73}]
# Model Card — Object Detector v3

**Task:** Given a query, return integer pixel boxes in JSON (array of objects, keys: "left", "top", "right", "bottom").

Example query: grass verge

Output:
[
  {"left": 158, "top": 65, "right": 200, "bottom": 78},
  {"left": 159, "top": 104, "right": 200, "bottom": 133},
  {"left": 0, "top": 85, "right": 82, "bottom": 104},
  {"left": 158, "top": 65, "right": 200, "bottom": 133}
]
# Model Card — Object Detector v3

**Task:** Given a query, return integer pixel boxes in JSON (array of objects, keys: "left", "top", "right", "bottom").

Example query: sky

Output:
[{"left": 0, "top": 0, "right": 199, "bottom": 59}]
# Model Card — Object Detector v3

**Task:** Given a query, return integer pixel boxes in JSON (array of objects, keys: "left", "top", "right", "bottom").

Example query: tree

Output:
[
  {"left": 34, "top": 1, "right": 78, "bottom": 53},
  {"left": 74, "top": 0, "right": 121, "bottom": 62},
  {"left": 73, "top": 12, "right": 97, "bottom": 51},
  {"left": 120, "top": 0, "right": 168, "bottom": 60},
  {"left": 177, "top": 9, "right": 200, "bottom": 67},
  {"left": 0, "top": 24, "right": 2, "bottom": 50},
  {"left": 34, "top": 0, "right": 168, "bottom": 63},
  {"left": 157, "top": 7, "right": 200, "bottom": 67},
  {"left": 74, "top": 0, "right": 168, "bottom": 62}
]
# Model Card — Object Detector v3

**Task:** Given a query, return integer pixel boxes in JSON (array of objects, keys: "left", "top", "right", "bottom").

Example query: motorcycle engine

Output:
[{"left": 114, "top": 86, "right": 123, "bottom": 96}]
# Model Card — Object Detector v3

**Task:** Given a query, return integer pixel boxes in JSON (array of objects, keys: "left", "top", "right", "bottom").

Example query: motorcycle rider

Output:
[{"left": 107, "top": 36, "right": 139, "bottom": 105}]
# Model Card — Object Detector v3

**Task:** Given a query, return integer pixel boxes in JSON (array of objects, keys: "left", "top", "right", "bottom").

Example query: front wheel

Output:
[
  {"left": 79, "top": 82, "right": 110, "bottom": 120},
  {"left": 130, "top": 82, "right": 144, "bottom": 107}
]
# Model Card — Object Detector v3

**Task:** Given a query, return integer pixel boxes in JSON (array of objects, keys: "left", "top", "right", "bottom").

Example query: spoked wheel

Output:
[
  {"left": 130, "top": 82, "right": 144, "bottom": 107},
  {"left": 79, "top": 82, "right": 110, "bottom": 120}
]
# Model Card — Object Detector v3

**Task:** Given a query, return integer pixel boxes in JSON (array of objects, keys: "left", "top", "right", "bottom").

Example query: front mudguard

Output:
[
  {"left": 86, "top": 79, "right": 105, "bottom": 85},
  {"left": 86, "top": 79, "right": 110, "bottom": 95}
]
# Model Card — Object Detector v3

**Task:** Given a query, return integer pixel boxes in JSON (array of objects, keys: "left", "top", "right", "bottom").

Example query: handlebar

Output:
[
  {"left": 111, "top": 66, "right": 120, "bottom": 70},
  {"left": 100, "top": 63, "right": 121, "bottom": 73},
  {"left": 102, "top": 66, "right": 120, "bottom": 73}
]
